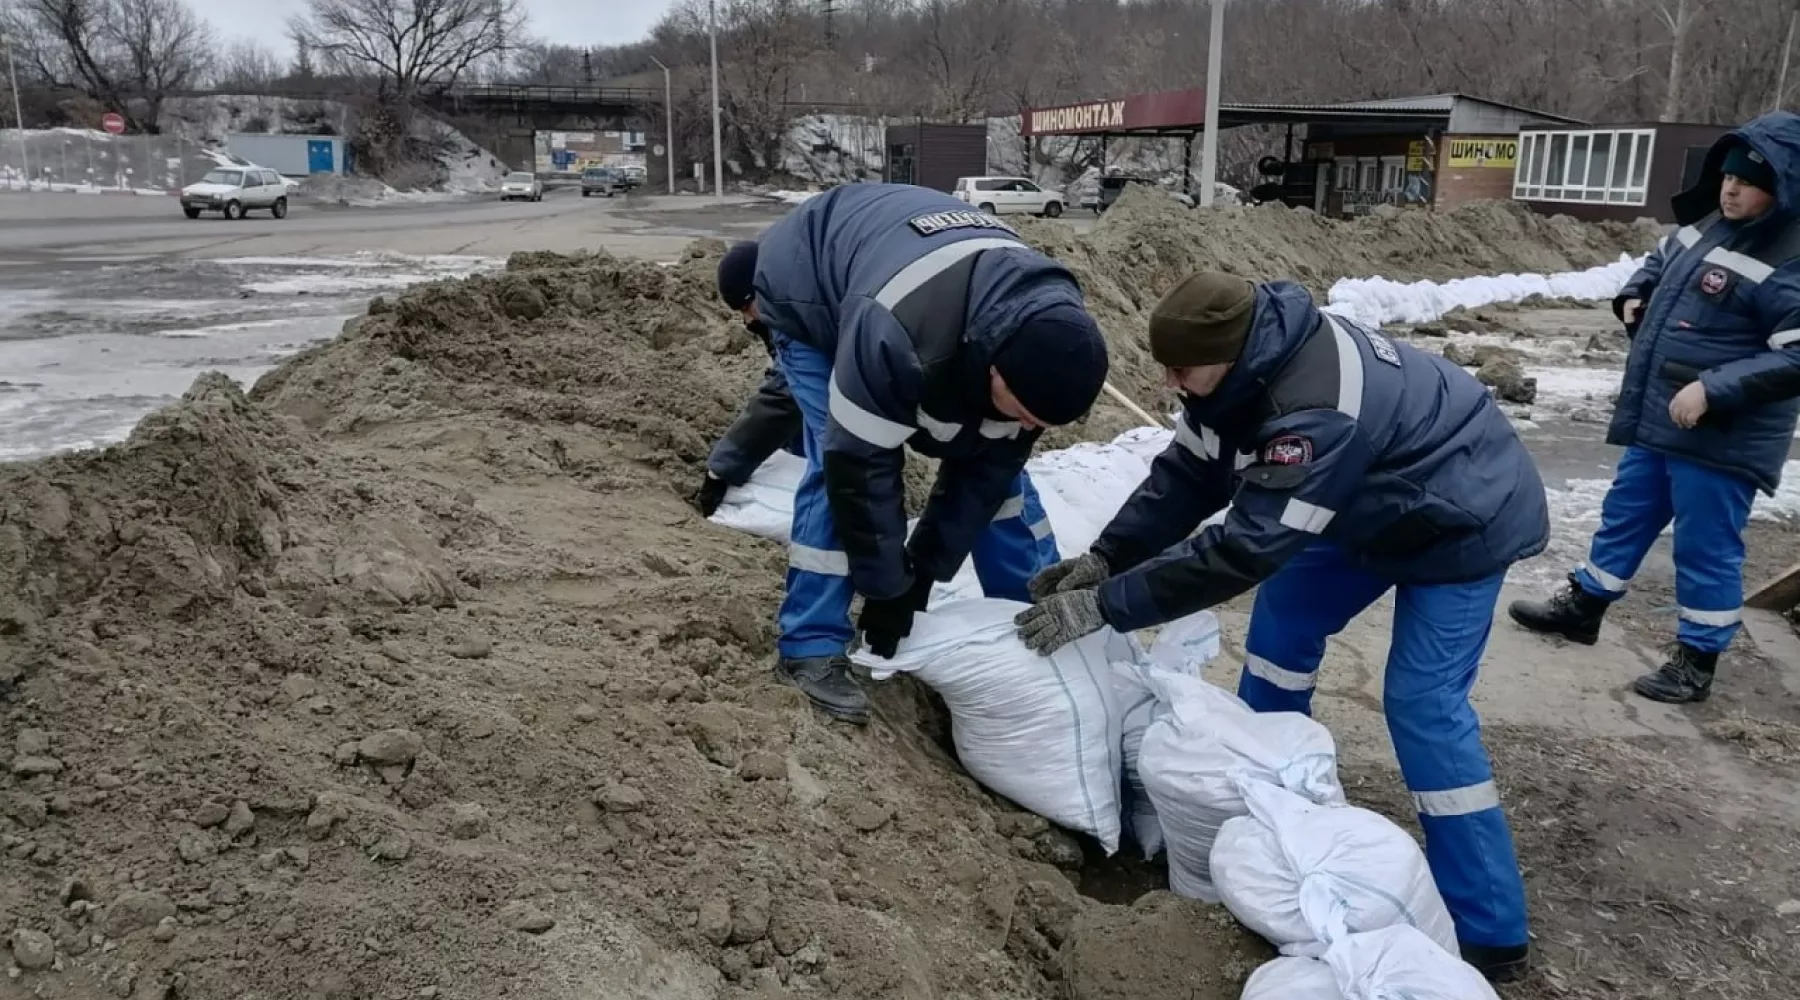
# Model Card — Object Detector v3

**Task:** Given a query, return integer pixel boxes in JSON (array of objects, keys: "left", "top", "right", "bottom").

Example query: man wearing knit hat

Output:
[
  {"left": 1017, "top": 270, "right": 1547, "bottom": 983},
  {"left": 748, "top": 182, "right": 1110, "bottom": 725},
  {"left": 1512, "top": 110, "right": 1800, "bottom": 704},
  {"left": 688, "top": 241, "right": 804, "bottom": 518}
]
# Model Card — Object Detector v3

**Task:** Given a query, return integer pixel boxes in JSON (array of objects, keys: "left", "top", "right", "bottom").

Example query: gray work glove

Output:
[
  {"left": 1027, "top": 551, "right": 1111, "bottom": 603},
  {"left": 1014, "top": 590, "right": 1108, "bottom": 656}
]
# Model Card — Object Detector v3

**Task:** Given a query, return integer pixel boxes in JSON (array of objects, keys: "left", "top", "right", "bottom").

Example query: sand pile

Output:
[
  {"left": 0, "top": 201, "right": 1654, "bottom": 999},
  {"left": 1021, "top": 190, "right": 1656, "bottom": 442}
]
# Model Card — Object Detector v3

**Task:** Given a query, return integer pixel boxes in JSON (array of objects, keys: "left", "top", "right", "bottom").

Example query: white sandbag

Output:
[
  {"left": 853, "top": 598, "right": 1128, "bottom": 853},
  {"left": 1137, "top": 671, "right": 1345, "bottom": 902},
  {"left": 1239, "top": 956, "right": 1340, "bottom": 1000},
  {"left": 708, "top": 450, "right": 806, "bottom": 541},
  {"left": 1324, "top": 925, "right": 1500, "bottom": 1000},
  {"left": 1113, "top": 611, "right": 1223, "bottom": 859},
  {"left": 1239, "top": 927, "right": 1499, "bottom": 1000},
  {"left": 1210, "top": 782, "right": 1458, "bottom": 959}
]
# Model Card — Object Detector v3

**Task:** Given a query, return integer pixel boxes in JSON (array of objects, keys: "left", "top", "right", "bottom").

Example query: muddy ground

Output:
[{"left": 2, "top": 195, "right": 1795, "bottom": 1000}]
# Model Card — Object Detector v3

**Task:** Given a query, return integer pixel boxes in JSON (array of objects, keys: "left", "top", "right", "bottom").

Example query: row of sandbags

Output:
[
  {"left": 851, "top": 603, "right": 1499, "bottom": 1000},
  {"left": 1120, "top": 663, "right": 1503, "bottom": 1000}
]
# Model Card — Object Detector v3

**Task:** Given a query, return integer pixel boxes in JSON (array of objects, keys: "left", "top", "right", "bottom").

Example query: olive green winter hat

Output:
[{"left": 1148, "top": 270, "right": 1258, "bottom": 367}]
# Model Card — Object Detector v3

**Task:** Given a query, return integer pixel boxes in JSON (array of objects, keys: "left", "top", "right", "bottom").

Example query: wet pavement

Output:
[{"left": 0, "top": 189, "right": 797, "bottom": 461}]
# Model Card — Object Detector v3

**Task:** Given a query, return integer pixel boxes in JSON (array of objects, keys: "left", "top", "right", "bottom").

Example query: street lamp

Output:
[
  {"left": 708, "top": 0, "right": 723, "bottom": 201},
  {"left": 1198, "top": 0, "right": 1225, "bottom": 207},
  {"left": 648, "top": 55, "right": 676, "bottom": 195},
  {"left": 1, "top": 30, "right": 26, "bottom": 191}
]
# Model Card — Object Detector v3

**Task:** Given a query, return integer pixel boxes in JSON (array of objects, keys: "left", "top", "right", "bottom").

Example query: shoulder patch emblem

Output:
[
  {"left": 1262, "top": 434, "right": 1313, "bottom": 466},
  {"left": 1365, "top": 331, "right": 1403, "bottom": 367},
  {"left": 1699, "top": 267, "right": 1730, "bottom": 297},
  {"left": 908, "top": 210, "right": 1017, "bottom": 237}
]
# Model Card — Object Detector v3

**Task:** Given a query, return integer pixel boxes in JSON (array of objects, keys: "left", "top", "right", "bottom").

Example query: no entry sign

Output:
[{"left": 102, "top": 112, "right": 125, "bottom": 135}]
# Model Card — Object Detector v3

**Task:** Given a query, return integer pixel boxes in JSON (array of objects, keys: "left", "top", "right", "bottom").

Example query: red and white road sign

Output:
[{"left": 102, "top": 112, "right": 125, "bottom": 135}]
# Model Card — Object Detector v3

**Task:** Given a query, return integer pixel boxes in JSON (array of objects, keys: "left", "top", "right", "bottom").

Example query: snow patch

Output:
[
  {"left": 1325, "top": 255, "right": 1645, "bottom": 328},
  {"left": 1527, "top": 367, "right": 1623, "bottom": 407}
]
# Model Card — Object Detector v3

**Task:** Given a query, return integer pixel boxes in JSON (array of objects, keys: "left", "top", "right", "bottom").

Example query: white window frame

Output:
[
  {"left": 1513, "top": 128, "right": 1655, "bottom": 206},
  {"left": 1380, "top": 158, "right": 1404, "bottom": 192}
]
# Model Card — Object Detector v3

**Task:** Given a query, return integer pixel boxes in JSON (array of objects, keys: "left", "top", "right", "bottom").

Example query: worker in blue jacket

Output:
[
  {"left": 748, "top": 183, "right": 1110, "bottom": 725},
  {"left": 1017, "top": 271, "right": 1547, "bottom": 984},
  {"left": 1511, "top": 112, "right": 1800, "bottom": 703},
  {"left": 689, "top": 243, "right": 804, "bottom": 517}
]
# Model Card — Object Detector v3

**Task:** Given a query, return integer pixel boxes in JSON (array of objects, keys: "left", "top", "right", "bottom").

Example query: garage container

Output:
[{"left": 226, "top": 134, "right": 346, "bottom": 177}]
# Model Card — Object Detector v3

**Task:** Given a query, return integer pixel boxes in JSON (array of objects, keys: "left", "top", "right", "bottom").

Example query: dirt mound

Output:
[
  {"left": 0, "top": 204, "right": 1658, "bottom": 998},
  {"left": 1021, "top": 190, "right": 1656, "bottom": 442}
]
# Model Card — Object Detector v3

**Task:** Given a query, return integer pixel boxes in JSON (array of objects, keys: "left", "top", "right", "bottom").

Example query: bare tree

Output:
[
  {"left": 214, "top": 39, "right": 283, "bottom": 91},
  {"left": 16, "top": 0, "right": 212, "bottom": 131},
  {"left": 289, "top": 0, "right": 528, "bottom": 97}
]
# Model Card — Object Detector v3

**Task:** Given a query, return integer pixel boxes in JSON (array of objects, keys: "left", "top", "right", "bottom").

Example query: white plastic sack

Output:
[
  {"left": 1324, "top": 925, "right": 1500, "bottom": 1000},
  {"left": 708, "top": 450, "right": 806, "bottom": 541},
  {"left": 709, "top": 427, "right": 1176, "bottom": 572},
  {"left": 852, "top": 598, "right": 1128, "bottom": 853},
  {"left": 1113, "top": 612, "right": 1223, "bottom": 859},
  {"left": 1210, "top": 781, "right": 1457, "bottom": 959},
  {"left": 1239, "top": 956, "right": 1340, "bottom": 1000},
  {"left": 1137, "top": 670, "right": 1345, "bottom": 902},
  {"left": 1239, "top": 927, "right": 1499, "bottom": 1000}
]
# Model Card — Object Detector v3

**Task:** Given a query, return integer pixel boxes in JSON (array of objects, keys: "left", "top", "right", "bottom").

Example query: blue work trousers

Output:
[
  {"left": 1237, "top": 543, "right": 1528, "bottom": 950},
  {"left": 772, "top": 331, "right": 1058, "bottom": 660},
  {"left": 1573, "top": 446, "right": 1756, "bottom": 652}
]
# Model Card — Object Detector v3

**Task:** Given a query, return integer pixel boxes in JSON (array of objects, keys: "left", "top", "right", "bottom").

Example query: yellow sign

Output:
[
  {"left": 1406, "top": 140, "right": 1430, "bottom": 173},
  {"left": 1447, "top": 138, "right": 1518, "bottom": 169}
]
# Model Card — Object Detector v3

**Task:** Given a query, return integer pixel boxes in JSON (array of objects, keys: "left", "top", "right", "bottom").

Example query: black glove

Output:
[
  {"left": 858, "top": 575, "right": 934, "bottom": 659},
  {"left": 691, "top": 471, "right": 729, "bottom": 517}
]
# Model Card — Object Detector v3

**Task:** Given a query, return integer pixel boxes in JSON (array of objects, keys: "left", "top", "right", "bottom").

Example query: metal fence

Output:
[{"left": 0, "top": 129, "right": 216, "bottom": 194}]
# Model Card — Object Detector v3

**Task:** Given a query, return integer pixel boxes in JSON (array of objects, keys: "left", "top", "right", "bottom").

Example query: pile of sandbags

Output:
[
  {"left": 852, "top": 600, "right": 1224, "bottom": 856},
  {"left": 710, "top": 435, "right": 1494, "bottom": 995}
]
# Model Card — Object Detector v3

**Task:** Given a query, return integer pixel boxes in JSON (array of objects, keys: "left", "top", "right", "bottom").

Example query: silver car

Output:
[
  {"left": 179, "top": 167, "right": 290, "bottom": 220},
  {"left": 501, "top": 171, "right": 543, "bottom": 202}
]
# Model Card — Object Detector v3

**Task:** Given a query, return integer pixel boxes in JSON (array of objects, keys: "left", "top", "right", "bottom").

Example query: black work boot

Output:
[
  {"left": 774, "top": 655, "right": 870, "bottom": 725},
  {"left": 1508, "top": 574, "right": 1608, "bottom": 645},
  {"left": 1461, "top": 942, "right": 1530, "bottom": 984},
  {"left": 1633, "top": 644, "right": 1717, "bottom": 704}
]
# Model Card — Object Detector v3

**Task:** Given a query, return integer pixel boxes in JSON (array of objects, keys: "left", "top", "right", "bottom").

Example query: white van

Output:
[{"left": 951, "top": 176, "right": 1066, "bottom": 218}]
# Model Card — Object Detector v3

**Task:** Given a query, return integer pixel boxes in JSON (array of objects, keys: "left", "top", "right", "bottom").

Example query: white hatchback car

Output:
[
  {"left": 180, "top": 166, "right": 290, "bottom": 220},
  {"left": 501, "top": 171, "right": 544, "bottom": 202},
  {"left": 951, "top": 176, "right": 1065, "bottom": 217}
]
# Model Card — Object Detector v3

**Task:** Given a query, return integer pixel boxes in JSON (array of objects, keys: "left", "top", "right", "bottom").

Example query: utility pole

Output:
[
  {"left": 1198, "top": 0, "right": 1225, "bottom": 207},
  {"left": 1776, "top": 9, "right": 1798, "bottom": 113},
  {"left": 649, "top": 55, "right": 676, "bottom": 196},
  {"left": 708, "top": 0, "right": 724, "bottom": 201},
  {"left": 1, "top": 30, "right": 26, "bottom": 191}
]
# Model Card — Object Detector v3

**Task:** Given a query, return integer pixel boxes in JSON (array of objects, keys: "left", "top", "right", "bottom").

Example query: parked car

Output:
[
  {"left": 619, "top": 164, "right": 647, "bottom": 189},
  {"left": 581, "top": 167, "right": 626, "bottom": 197},
  {"left": 179, "top": 166, "right": 289, "bottom": 220},
  {"left": 501, "top": 171, "right": 543, "bottom": 202},
  {"left": 951, "top": 176, "right": 1065, "bottom": 217}
]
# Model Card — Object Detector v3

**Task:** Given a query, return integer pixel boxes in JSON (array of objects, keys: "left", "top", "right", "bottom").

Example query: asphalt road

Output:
[{"left": 0, "top": 187, "right": 790, "bottom": 271}]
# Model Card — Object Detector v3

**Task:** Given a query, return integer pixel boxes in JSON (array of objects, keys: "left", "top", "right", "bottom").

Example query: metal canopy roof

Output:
[{"left": 1022, "top": 91, "right": 1583, "bottom": 138}]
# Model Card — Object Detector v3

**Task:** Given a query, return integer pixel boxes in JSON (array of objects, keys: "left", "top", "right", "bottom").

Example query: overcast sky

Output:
[{"left": 197, "top": 0, "right": 680, "bottom": 59}]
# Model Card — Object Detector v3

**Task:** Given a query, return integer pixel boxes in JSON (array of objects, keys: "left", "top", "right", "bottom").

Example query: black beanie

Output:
[
  {"left": 1723, "top": 143, "right": 1777, "bottom": 195},
  {"left": 717, "top": 241, "right": 759, "bottom": 309},
  {"left": 992, "top": 304, "right": 1110, "bottom": 426}
]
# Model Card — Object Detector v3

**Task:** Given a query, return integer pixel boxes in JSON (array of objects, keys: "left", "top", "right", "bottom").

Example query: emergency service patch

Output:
[
  {"left": 1262, "top": 435, "right": 1313, "bottom": 466},
  {"left": 908, "top": 210, "right": 1018, "bottom": 237},
  {"left": 1699, "top": 267, "right": 1730, "bottom": 297},
  {"left": 1366, "top": 331, "right": 1402, "bottom": 367}
]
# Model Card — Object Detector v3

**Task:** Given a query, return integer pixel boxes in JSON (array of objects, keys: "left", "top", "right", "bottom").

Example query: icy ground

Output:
[{"left": 0, "top": 253, "right": 497, "bottom": 460}]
